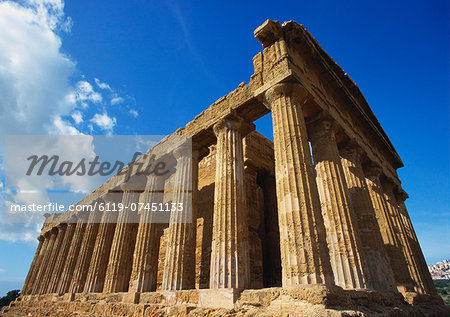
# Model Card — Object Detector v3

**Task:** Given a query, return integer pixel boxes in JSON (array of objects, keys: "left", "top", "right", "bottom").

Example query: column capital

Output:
[
  {"left": 37, "top": 235, "right": 45, "bottom": 242},
  {"left": 121, "top": 174, "right": 147, "bottom": 191},
  {"left": 57, "top": 222, "right": 67, "bottom": 231},
  {"left": 381, "top": 177, "right": 396, "bottom": 194},
  {"left": 306, "top": 111, "right": 336, "bottom": 140},
  {"left": 172, "top": 141, "right": 191, "bottom": 160},
  {"left": 339, "top": 139, "right": 363, "bottom": 162},
  {"left": 264, "top": 82, "right": 309, "bottom": 106},
  {"left": 213, "top": 113, "right": 255, "bottom": 137},
  {"left": 363, "top": 163, "right": 383, "bottom": 179}
]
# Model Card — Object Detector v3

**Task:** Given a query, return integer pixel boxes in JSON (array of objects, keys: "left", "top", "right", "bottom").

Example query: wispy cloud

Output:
[
  {"left": 166, "top": 1, "right": 221, "bottom": 89},
  {"left": 111, "top": 96, "right": 124, "bottom": 105},
  {"left": 94, "top": 78, "right": 112, "bottom": 91},
  {"left": 129, "top": 109, "right": 139, "bottom": 118}
]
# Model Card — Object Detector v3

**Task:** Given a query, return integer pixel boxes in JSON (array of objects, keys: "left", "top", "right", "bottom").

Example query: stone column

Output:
[
  {"left": 129, "top": 173, "right": 167, "bottom": 293},
  {"left": 48, "top": 221, "right": 77, "bottom": 294},
  {"left": 364, "top": 165, "right": 413, "bottom": 293},
  {"left": 22, "top": 235, "right": 44, "bottom": 295},
  {"left": 209, "top": 115, "right": 253, "bottom": 289},
  {"left": 84, "top": 197, "right": 119, "bottom": 293},
  {"left": 382, "top": 180, "right": 423, "bottom": 293},
  {"left": 26, "top": 235, "right": 50, "bottom": 294},
  {"left": 339, "top": 141, "right": 396, "bottom": 291},
  {"left": 263, "top": 82, "right": 333, "bottom": 287},
  {"left": 41, "top": 223, "right": 67, "bottom": 294},
  {"left": 162, "top": 142, "right": 199, "bottom": 290},
  {"left": 103, "top": 177, "right": 145, "bottom": 293},
  {"left": 57, "top": 212, "right": 88, "bottom": 294},
  {"left": 69, "top": 204, "right": 102, "bottom": 293},
  {"left": 308, "top": 116, "right": 369, "bottom": 290},
  {"left": 395, "top": 190, "right": 437, "bottom": 295},
  {"left": 31, "top": 228, "right": 57, "bottom": 294}
]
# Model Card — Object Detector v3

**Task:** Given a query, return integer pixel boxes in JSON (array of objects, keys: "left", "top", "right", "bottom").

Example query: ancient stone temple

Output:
[{"left": 2, "top": 20, "right": 447, "bottom": 316}]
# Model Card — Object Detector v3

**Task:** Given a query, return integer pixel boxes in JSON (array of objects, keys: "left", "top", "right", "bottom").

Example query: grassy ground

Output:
[{"left": 434, "top": 279, "right": 450, "bottom": 305}]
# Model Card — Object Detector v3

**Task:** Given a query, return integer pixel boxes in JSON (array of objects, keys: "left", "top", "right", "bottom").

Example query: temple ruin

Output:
[{"left": 2, "top": 20, "right": 447, "bottom": 316}]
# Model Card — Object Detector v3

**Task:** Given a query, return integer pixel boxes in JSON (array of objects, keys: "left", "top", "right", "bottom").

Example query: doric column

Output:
[
  {"left": 308, "top": 116, "right": 369, "bottom": 290},
  {"left": 56, "top": 212, "right": 88, "bottom": 294},
  {"left": 31, "top": 228, "right": 57, "bottom": 294},
  {"left": 395, "top": 190, "right": 437, "bottom": 295},
  {"left": 84, "top": 197, "right": 119, "bottom": 293},
  {"left": 27, "top": 235, "right": 50, "bottom": 294},
  {"left": 263, "top": 82, "right": 333, "bottom": 287},
  {"left": 162, "top": 142, "right": 199, "bottom": 290},
  {"left": 69, "top": 204, "right": 102, "bottom": 293},
  {"left": 22, "top": 235, "right": 44, "bottom": 295},
  {"left": 339, "top": 141, "right": 396, "bottom": 291},
  {"left": 364, "top": 165, "right": 414, "bottom": 293},
  {"left": 41, "top": 223, "right": 67, "bottom": 294},
  {"left": 103, "top": 177, "right": 145, "bottom": 293},
  {"left": 48, "top": 221, "right": 77, "bottom": 293},
  {"left": 129, "top": 173, "right": 167, "bottom": 292},
  {"left": 209, "top": 115, "right": 253, "bottom": 289},
  {"left": 381, "top": 180, "right": 424, "bottom": 293}
]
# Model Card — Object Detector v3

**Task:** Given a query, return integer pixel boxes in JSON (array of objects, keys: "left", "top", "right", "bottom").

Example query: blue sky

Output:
[{"left": 0, "top": 0, "right": 448, "bottom": 296}]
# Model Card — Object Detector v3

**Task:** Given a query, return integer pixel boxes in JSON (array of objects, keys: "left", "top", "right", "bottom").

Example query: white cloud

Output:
[
  {"left": 0, "top": 268, "right": 5, "bottom": 273},
  {"left": 71, "top": 111, "right": 83, "bottom": 124},
  {"left": 111, "top": 96, "right": 124, "bottom": 105},
  {"left": 51, "top": 116, "right": 81, "bottom": 135},
  {"left": 0, "top": 222, "right": 41, "bottom": 243},
  {"left": 0, "top": 0, "right": 130, "bottom": 243},
  {"left": 90, "top": 113, "right": 116, "bottom": 133},
  {"left": 0, "top": 0, "right": 76, "bottom": 140},
  {"left": 74, "top": 80, "right": 102, "bottom": 104},
  {"left": 129, "top": 109, "right": 138, "bottom": 118},
  {"left": 94, "top": 78, "right": 111, "bottom": 91}
]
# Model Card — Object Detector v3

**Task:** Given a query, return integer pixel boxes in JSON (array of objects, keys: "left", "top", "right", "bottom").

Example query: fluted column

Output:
[
  {"left": 162, "top": 142, "right": 199, "bottom": 290},
  {"left": 69, "top": 204, "right": 102, "bottom": 293},
  {"left": 40, "top": 223, "right": 67, "bottom": 294},
  {"left": 84, "top": 197, "right": 119, "bottom": 293},
  {"left": 395, "top": 190, "right": 437, "bottom": 295},
  {"left": 339, "top": 141, "right": 396, "bottom": 291},
  {"left": 103, "top": 177, "right": 145, "bottom": 293},
  {"left": 309, "top": 116, "right": 369, "bottom": 290},
  {"left": 48, "top": 221, "right": 77, "bottom": 293},
  {"left": 32, "top": 229, "right": 57, "bottom": 294},
  {"left": 22, "top": 236, "right": 44, "bottom": 295},
  {"left": 382, "top": 180, "right": 424, "bottom": 293},
  {"left": 364, "top": 165, "right": 413, "bottom": 293},
  {"left": 209, "top": 115, "right": 252, "bottom": 289},
  {"left": 263, "top": 82, "right": 333, "bottom": 287},
  {"left": 57, "top": 212, "right": 88, "bottom": 294},
  {"left": 26, "top": 236, "right": 50, "bottom": 294},
  {"left": 129, "top": 173, "right": 167, "bottom": 292}
]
